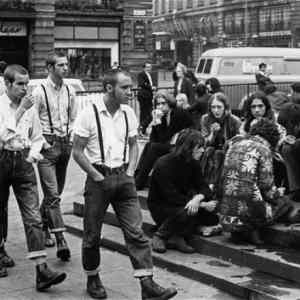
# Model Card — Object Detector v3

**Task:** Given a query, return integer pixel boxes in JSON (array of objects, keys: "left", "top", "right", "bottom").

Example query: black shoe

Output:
[
  {"left": 166, "top": 236, "right": 195, "bottom": 253},
  {"left": 152, "top": 236, "right": 166, "bottom": 253},
  {"left": 87, "top": 274, "right": 107, "bottom": 299},
  {"left": 56, "top": 238, "right": 71, "bottom": 261},
  {"left": 0, "top": 264, "right": 7, "bottom": 278},
  {"left": 36, "top": 263, "right": 66, "bottom": 291},
  {"left": 44, "top": 229, "right": 55, "bottom": 248},
  {"left": 141, "top": 276, "right": 177, "bottom": 300},
  {"left": 0, "top": 248, "right": 15, "bottom": 268}
]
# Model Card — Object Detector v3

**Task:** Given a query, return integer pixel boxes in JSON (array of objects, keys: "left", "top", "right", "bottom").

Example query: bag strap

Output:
[
  {"left": 123, "top": 111, "right": 129, "bottom": 163},
  {"left": 92, "top": 104, "right": 105, "bottom": 164},
  {"left": 66, "top": 85, "right": 70, "bottom": 136},
  {"left": 41, "top": 84, "right": 54, "bottom": 135}
]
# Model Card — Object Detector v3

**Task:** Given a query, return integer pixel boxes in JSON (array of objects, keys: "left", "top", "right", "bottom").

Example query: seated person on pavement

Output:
[
  {"left": 149, "top": 129, "right": 219, "bottom": 254},
  {"left": 135, "top": 90, "right": 193, "bottom": 190}
]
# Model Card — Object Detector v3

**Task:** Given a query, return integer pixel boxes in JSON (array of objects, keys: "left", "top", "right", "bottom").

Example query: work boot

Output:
[
  {"left": 141, "top": 276, "right": 177, "bottom": 300},
  {"left": 87, "top": 274, "right": 107, "bottom": 299},
  {"left": 0, "top": 247, "right": 15, "bottom": 268},
  {"left": 56, "top": 237, "right": 71, "bottom": 261},
  {"left": 0, "top": 264, "right": 7, "bottom": 278},
  {"left": 247, "top": 230, "right": 264, "bottom": 246},
  {"left": 44, "top": 228, "right": 55, "bottom": 248},
  {"left": 36, "top": 263, "right": 66, "bottom": 291},
  {"left": 167, "top": 236, "right": 195, "bottom": 253},
  {"left": 152, "top": 235, "right": 166, "bottom": 253}
]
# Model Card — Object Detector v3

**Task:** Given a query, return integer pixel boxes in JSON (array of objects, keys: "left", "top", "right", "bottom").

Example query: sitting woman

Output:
[
  {"left": 241, "top": 92, "right": 288, "bottom": 188},
  {"left": 135, "top": 90, "right": 193, "bottom": 190},
  {"left": 200, "top": 92, "right": 241, "bottom": 185},
  {"left": 149, "top": 129, "right": 219, "bottom": 254},
  {"left": 220, "top": 119, "right": 297, "bottom": 245}
]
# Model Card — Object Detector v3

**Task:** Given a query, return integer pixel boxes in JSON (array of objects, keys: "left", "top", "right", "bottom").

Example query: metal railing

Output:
[{"left": 75, "top": 82, "right": 294, "bottom": 116}]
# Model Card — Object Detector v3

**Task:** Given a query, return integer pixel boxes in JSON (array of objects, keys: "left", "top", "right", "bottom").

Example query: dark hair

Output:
[
  {"left": 278, "top": 103, "right": 300, "bottom": 136},
  {"left": 4, "top": 64, "right": 28, "bottom": 84},
  {"left": 208, "top": 92, "right": 230, "bottom": 117},
  {"left": 250, "top": 118, "right": 280, "bottom": 149},
  {"left": 195, "top": 83, "right": 207, "bottom": 98},
  {"left": 102, "top": 69, "right": 131, "bottom": 92},
  {"left": 0, "top": 61, "right": 7, "bottom": 74},
  {"left": 243, "top": 91, "right": 275, "bottom": 132},
  {"left": 153, "top": 90, "right": 176, "bottom": 108},
  {"left": 143, "top": 62, "right": 151, "bottom": 68},
  {"left": 46, "top": 51, "right": 67, "bottom": 68},
  {"left": 259, "top": 62, "right": 267, "bottom": 69},
  {"left": 185, "top": 70, "right": 198, "bottom": 85},
  {"left": 205, "top": 77, "right": 221, "bottom": 94},
  {"left": 291, "top": 82, "right": 300, "bottom": 93},
  {"left": 173, "top": 128, "right": 205, "bottom": 162}
]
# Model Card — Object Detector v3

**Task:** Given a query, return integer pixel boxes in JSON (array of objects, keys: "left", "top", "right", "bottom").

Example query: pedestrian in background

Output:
[
  {"left": 137, "top": 62, "right": 155, "bottom": 136},
  {"left": 33, "top": 52, "right": 77, "bottom": 260},
  {"left": 0, "top": 64, "right": 66, "bottom": 290},
  {"left": 72, "top": 70, "right": 177, "bottom": 300}
]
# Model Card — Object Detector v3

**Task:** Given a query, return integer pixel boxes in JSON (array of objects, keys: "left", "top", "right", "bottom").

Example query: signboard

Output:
[
  {"left": 133, "top": 9, "right": 146, "bottom": 16},
  {"left": 0, "top": 22, "right": 27, "bottom": 36},
  {"left": 134, "top": 21, "right": 145, "bottom": 49}
]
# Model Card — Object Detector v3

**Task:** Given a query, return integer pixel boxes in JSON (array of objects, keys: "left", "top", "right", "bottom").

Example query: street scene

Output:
[{"left": 1, "top": 0, "right": 300, "bottom": 300}]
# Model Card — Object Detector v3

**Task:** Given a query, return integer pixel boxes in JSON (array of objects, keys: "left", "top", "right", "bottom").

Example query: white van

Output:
[{"left": 195, "top": 48, "right": 300, "bottom": 109}]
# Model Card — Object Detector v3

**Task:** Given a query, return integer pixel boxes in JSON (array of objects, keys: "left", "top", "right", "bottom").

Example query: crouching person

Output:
[
  {"left": 220, "top": 118, "right": 297, "bottom": 246},
  {"left": 149, "top": 129, "right": 219, "bottom": 254},
  {"left": 0, "top": 65, "right": 66, "bottom": 289}
]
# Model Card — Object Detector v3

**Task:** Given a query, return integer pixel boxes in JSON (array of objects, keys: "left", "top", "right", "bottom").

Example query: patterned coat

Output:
[{"left": 220, "top": 135, "right": 283, "bottom": 232}]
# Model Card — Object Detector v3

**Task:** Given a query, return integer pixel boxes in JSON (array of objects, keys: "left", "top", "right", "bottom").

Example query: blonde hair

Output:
[{"left": 176, "top": 93, "right": 189, "bottom": 109}]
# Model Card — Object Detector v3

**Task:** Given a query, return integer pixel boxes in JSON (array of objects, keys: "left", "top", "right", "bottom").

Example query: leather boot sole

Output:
[
  {"left": 57, "top": 248, "right": 71, "bottom": 261},
  {"left": 143, "top": 288, "right": 177, "bottom": 300},
  {"left": 36, "top": 272, "right": 67, "bottom": 292},
  {"left": 87, "top": 289, "right": 107, "bottom": 299},
  {"left": 0, "top": 256, "right": 15, "bottom": 268},
  {"left": 0, "top": 267, "right": 8, "bottom": 278}
]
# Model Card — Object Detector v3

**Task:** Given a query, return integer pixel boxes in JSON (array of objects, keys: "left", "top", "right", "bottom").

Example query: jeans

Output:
[
  {"left": 0, "top": 150, "right": 46, "bottom": 259},
  {"left": 38, "top": 138, "right": 71, "bottom": 233},
  {"left": 82, "top": 168, "right": 153, "bottom": 277}
]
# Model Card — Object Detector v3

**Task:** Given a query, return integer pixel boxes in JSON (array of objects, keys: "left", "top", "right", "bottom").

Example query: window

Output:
[
  {"left": 259, "top": 6, "right": 290, "bottom": 32},
  {"left": 177, "top": 0, "right": 183, "bottom": 10},
  {"left": 56, "top": 48, "right": 111, "bottom": 79},
  {"left": 197, "top": 59, "right": 206, "bottom": 73},
  {"left": 198, "top": 0, "right": 204, "bottom": 6},
  {"left": 169, "top": 0, "right": 174, "bottom": 12},
  {"left": 161, "top": 0, "right": 166, "bottom": 14},
  {"left": 187, "top": 0, "right": 193, "bottom": 9},
  {"left": 204, "top": 59, "right": 213, "bottom": 74},
  {"left": 154, "top": 0, "right": 159, "bottom": 15}
]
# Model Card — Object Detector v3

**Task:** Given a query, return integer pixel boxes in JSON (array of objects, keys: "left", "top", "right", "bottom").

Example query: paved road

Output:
[{"left": 2, "top": 158, "right": 238, "bottom": 299}]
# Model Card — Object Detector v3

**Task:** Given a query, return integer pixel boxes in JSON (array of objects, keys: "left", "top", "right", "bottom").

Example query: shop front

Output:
[{"left": 0, "top": 21, "right": 29, "bottom": 67}]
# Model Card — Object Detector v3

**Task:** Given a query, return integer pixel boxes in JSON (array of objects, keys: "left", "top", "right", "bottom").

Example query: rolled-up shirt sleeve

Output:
[
  {"left": 73, "top": 106, "right": 91, "bottom": 138},
  {"left": 126, "top": 106, "right": 138, "bottom": 138}
]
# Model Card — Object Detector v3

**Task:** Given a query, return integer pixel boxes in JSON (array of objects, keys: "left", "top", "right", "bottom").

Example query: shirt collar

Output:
[{"left": 46, "top": 76, "right": 65, "bottom": 91}]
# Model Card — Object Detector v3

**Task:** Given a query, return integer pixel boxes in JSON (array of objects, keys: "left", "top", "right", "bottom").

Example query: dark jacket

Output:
[
  {"left": 174, "top": 77, "right": 195, "bottom": 105},
  {"left": 150, "top": 108, "right": 194, "bottom": 144},
  {"left": 148, "top": 152, "right": 212, "bottom": 211},
  {"left": 137, "top": 71, "right": 153, "bottom": 103}
]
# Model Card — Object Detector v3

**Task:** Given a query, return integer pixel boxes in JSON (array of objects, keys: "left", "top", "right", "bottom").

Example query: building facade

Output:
[
  {"left": 0, "top": 0, "right": 123, "bottom": 79},
  {"left": 152, "top": 0, "right": 300, "bottom": 69}
]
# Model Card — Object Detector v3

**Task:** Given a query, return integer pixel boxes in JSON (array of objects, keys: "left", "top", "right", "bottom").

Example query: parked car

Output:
[{"left": 195, "top": 47, "right": 300, "bottom": 109}]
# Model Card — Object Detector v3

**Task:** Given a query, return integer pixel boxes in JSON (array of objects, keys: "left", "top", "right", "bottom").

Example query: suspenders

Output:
[
  {"left": 41, "top": 84, "right": 71, "bottom": 136},
  {"left": 92, "top": 103, "right": 129, "bottom": 165}
]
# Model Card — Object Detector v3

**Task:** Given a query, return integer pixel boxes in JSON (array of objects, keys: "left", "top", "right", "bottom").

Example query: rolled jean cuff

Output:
[
  {"left": 50, "top": 227, "right": 66, "bottom": 233},
  {"left": 27, "top": 250, "right": 47, "bottom": 260},
  {"left": 133, "top": 268, "right": 153, "bottom": 278},
  {"left": 84, "top": 268, "right": 100, "bottom": 276}
]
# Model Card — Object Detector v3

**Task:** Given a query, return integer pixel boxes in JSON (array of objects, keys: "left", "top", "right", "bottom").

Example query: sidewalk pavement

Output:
[{"left": 1, "top": 159, "right": 237, "bottom": 299}]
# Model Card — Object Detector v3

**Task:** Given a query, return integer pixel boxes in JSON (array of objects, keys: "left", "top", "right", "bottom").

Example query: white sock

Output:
[{"left": 33, "top": 256, "right": 47, "bottom": 266}]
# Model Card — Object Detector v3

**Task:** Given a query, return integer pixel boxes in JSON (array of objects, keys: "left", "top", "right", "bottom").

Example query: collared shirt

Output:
[
  {"left": 145, "top": 71, "right": 153, "bottom": 87},
  {"left": 73, "top": 94, "right": 138, "bottom": 167},
  {"left": 33, "top": 76, "right": 77, "bottom": 137},
  {"left": 0, "top": 93, "right": 44, "bottom": 158}
]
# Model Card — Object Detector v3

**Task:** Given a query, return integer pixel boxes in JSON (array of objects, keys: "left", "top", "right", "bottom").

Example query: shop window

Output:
[{"left": 56, "top": 48, "right": 111, "bottom": 80}]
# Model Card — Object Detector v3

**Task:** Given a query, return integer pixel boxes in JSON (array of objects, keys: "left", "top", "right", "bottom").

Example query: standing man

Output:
[
  {"left": 0, "top": 64, "right": 66, "bottom": 289},
  {"left": 33, "top": 52, "right": 77, "bottom": 260},
  {"left": 137, "top": 62, "right": 155, "bottom": 136},
  {"left": 72, "top": 70, "right": 177, "bottom": 300}
]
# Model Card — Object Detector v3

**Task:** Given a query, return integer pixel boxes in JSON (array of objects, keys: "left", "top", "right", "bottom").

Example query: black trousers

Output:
[{"left": 138, "top": 99, "right": 152, "bottom": 134}]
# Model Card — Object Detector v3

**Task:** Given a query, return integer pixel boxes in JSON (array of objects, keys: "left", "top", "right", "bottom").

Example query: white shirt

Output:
[
  {"left": 145, "top": 71, "right": 153, "bottom": 87},
  {"left": 33, "top": 77, "right": 77, "bottom": 137},
  {"left": 0, "top": 93, "right": 44, "bottom": 159},
  {"left": 0, "top": 77, "right": 6, "bottom": 96},
  {"left": 73, "top": 94, "right": 138, "bottom": 167}
]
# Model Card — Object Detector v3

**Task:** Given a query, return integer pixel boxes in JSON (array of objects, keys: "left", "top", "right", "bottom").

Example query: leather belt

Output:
[
  {"left": 43, "top": 134, "right": 70, "bottom": 144},
  {"left": 93, "top": 164, "right": 128, "bottom": 177}
]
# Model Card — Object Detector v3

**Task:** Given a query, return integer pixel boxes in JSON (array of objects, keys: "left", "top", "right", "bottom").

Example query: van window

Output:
[
  {"left": 284, "top": 60, "right": 300, "bottom": 75},
  {"left": 218, "top": 57, "right": 289, "bottom": 75},
  {"left": 204, "top": 59, "right": 213, "bottom": 74},
  {"left": 197, "top": 59, "right": 206, "bottom": 73}
]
